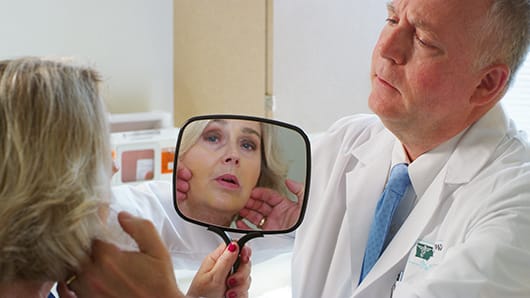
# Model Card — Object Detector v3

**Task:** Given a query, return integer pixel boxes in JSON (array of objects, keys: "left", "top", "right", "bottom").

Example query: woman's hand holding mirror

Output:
[{"left": 187, "top": 242, "right": 252, "bottom": 298}]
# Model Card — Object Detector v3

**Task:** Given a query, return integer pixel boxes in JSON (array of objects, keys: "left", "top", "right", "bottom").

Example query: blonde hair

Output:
[
  {"left": 476, "top": 0, "right": 530, "bottom": 85},
  {"left": 178, "top": 119, "right": 288, "bottom": 195},
  {"left": 0, "top": 57, "right": 112, "bottom": 282}
]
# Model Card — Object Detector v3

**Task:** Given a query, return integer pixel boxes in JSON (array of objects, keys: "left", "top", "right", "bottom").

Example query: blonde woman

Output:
[{"left": 0, "top": 57, "right": 250, "bottom": 298}]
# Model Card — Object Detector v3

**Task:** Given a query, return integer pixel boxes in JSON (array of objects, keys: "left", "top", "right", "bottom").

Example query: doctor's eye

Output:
[
  {"left": 414, "top": 33, "right": 439, "bottom": 51},
  {"left": 385, "top": 17, "right": 398, "bottom": 25}
]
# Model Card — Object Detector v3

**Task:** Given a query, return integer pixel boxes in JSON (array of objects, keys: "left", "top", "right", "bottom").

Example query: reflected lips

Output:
[{"left": 216, "top": 174, "right": 240, "bottom": 189}]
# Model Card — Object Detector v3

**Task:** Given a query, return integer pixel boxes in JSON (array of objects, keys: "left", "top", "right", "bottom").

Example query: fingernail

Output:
[
  {"left": 227, "top": 292, "right": 237, "bottom": 298},
  {"left": 228, "top": 278, "right": 237, "bottom": 287},
  {"left": 228, "top": 243, "right": 237, "bottom": 252}
]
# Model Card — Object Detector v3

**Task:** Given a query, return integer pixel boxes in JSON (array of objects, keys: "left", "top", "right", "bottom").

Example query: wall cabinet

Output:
[{"left": 173, "top": 0, "right": 272, "bottom": 126}]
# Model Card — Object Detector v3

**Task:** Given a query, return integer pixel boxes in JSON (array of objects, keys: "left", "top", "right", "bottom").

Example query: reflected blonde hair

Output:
[
  {"left": 178, "top": 119, "right": 288, "bottom": 194},
  {"left": 0, "top": 57, "right": 112, "bottom": 282}
]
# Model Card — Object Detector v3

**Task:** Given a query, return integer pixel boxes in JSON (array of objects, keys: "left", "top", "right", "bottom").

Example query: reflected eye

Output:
[
  {"left": 240, "top": 139, "right": 257, "bottom": 151},
  {"left": 203, "top": 132, "right": 221, "bottom": 144}
]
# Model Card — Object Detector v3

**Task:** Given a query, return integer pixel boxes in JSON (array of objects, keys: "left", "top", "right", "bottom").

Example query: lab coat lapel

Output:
[
  {"left": 356, "top": 166, "right": 455, "bottom": 294},
  {"left": 343, "top": 128, "right": 395, "bottom": 284},
  {"left": 355, "top": 105, "right": 509, "bottom": 294}
]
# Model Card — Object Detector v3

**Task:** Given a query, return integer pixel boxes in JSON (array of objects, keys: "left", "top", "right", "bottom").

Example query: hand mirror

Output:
[{"left": 172, "top": 115, "right": 311, "bottom": 262}]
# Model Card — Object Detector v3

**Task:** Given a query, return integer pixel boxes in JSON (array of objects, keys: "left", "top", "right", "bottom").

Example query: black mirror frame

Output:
[{"left": 172, "top": 114, "right": 312, "bottom": 236}]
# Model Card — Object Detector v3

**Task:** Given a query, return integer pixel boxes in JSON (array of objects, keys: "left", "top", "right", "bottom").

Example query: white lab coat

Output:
[{"left": 292, "top": 104, "right": 530, "bottom": 298}]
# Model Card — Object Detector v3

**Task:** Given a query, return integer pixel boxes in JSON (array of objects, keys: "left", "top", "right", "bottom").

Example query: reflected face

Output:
[{"left": 180, "top": 119, "right": 262, "bottom": 224}]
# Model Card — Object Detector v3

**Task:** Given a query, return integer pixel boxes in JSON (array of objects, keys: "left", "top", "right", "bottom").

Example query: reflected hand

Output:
[
  {"left": 237, "top": 179, "right": 304, "bottom": 230},
  {"left": 61, "top": 211, "right": 183, "bottom": 298},
  {"left": 187, "top": 242, "right": 252, "bottom": 298},
  {"left": 176, "top": 164, "right": 192, "bottom": 201}
]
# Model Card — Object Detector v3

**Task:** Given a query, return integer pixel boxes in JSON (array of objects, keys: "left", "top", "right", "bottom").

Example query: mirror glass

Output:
[{"left": 173, "top": 115, "right": 310, "bottom": 234}]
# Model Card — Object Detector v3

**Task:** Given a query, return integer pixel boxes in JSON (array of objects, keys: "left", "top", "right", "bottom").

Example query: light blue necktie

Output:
[{"left": 359, "top": 163, "right": 411, "bottom": 283}]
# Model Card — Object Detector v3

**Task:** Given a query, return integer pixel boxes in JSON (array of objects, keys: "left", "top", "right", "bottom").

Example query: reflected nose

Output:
[
  {"left": 222, "top": 143, "right": 240, "bottom": 166},
  {"left": 224, "top": 154, "right": 240, "bottom": 166}
]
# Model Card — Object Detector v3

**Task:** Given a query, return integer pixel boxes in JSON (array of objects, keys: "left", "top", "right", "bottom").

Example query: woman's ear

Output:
[{"left": 470, "top": 63, "right": 510, "bottom": 106}]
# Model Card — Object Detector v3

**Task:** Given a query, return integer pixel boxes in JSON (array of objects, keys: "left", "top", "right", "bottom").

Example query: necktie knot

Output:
[
  {"left": 359, "top": 163, "right": 411, "bottom": 283},
  {"left": 386, "top": 163, "right": 411, "bottom": 197}
]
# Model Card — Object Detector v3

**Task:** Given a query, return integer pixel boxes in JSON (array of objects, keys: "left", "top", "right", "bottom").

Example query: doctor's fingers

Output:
[
  {"left": 67, "top": 240, "right": 129, "bottom": 297},
  {"left": 117, "top": 211, "right": 170, "bottom": 259},
  {"left": 241, "top": 194, "right": 273, "bottom": 217},
  {"left": 238, "top": 208, "right": 271, "bottom": 227},
  {"left": 177, "top": 164, "right": 192, "bottom": 180},
  {"left": 235, "top": 218, "right": 253, "bottom": 230},
  {"left": 73, "top": 241, "right": 182, "bottom": 298},
  {"left": 176, "top": 165, "right": 192, "bottom": 201},
  {"left": 249, "top": 187, "right": 287, "bottom": 206},
  {"left": 176, "top": 179, "right": 190, "bottom": 201},
  {"left": 65, "top": 240, "right": 122, "bottom": 297},
  {"left": 285, "top": 179, "right": 305, "bottom": 203},
  {"left": 56, "top": 281, "right": 76, "bottom": 298}
]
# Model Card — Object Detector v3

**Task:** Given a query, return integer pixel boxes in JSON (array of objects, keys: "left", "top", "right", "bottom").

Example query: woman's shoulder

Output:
[
  {"left": 112, "top": 180, "right": 172, "bottom": 201},
  {"left": 111, "top": 180, "right": 173, "bottom": 219}
]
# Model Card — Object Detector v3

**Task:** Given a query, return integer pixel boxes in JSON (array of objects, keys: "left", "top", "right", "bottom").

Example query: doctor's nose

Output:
[{"left": 378, "top": 26, "right": 409, "bottom": 65}]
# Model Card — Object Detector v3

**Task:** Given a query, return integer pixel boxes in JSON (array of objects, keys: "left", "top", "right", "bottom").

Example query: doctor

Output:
[{"left": 289, "top": 0, "right": 530, "bottom": 297}]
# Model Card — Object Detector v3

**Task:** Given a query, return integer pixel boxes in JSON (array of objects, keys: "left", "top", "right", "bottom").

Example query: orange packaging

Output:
[{"left": 161, "top": 148, "right": 175, "bottom": 174}]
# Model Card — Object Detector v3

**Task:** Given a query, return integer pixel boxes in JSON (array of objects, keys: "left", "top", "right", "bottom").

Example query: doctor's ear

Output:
[{"left": 470, "top": 63, "right": 510, "bottom": 106}]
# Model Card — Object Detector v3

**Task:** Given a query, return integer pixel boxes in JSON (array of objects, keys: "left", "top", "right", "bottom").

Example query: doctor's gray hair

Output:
[
  {"left": 476, "top": 0, "right": 530, "bottom": 84},
  {"left": 178, "top": 119, "right": 288, "bottom": 194},
  {"left": 0, "top": 57, "right": 112, "bottom": 282}
]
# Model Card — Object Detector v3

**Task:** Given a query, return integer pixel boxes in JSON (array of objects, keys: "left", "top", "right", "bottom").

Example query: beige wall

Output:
[{"left": 173, "top": 0, "right": 270, "bottom": 127}]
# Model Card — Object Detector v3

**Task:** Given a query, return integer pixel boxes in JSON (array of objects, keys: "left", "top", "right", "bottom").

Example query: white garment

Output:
[
  {"left": 292, "top": 104, "right": 530, "bottom": 298},
  {"left": 109, "top": 180, "right": 295, "bottom": 270}
]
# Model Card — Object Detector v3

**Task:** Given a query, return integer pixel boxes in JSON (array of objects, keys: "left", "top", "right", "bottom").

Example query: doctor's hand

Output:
[
  {"left": 59, "top": 211, "right": 185, "bottom": 298},
  {"left": 176, "top": 164, "right": 192, "bottom": 201},
  {"left": 187, "top": 242, "right": 252, "bottom": 298},
  {"left": 237, "top": 179, "right": 304, "bottom": 230}
]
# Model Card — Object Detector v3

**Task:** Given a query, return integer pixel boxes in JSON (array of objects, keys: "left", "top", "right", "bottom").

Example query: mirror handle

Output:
[
  {"left": 234, "top": 232, "right": 263, "bottom": 272},
  {"left": 206, "top": 226, "right": 263, "bottom": 272},
  {"left": 207, "top": 225, "right": 231, "bottom": 245}
]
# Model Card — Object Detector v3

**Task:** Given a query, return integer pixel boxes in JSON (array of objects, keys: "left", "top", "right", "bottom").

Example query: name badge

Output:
[{"left": 407, "top": 240, "right": 444, "bottom": 271}]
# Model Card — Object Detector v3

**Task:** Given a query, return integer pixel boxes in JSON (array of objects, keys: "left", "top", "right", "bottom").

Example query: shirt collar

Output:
[{"left": 391, "top": 129, "right": 467, "bottom": 198}]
